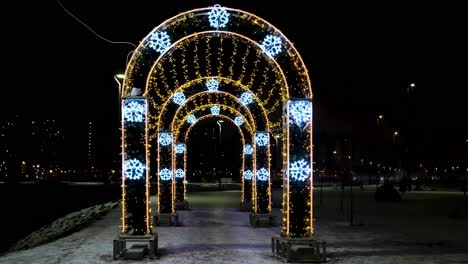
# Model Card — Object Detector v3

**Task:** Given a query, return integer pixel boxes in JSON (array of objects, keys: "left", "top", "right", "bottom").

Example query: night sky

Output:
[{"left": 2, "top": 1, "right": 466, "bottom": 168}]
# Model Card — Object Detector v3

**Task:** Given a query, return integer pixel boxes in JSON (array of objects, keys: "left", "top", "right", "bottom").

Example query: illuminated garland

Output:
[
  {"left": 173, "top": 104, "right": 254, "bottom": 143},
  {"left": 154, "top": 77, "right": 270, "bottom": 132},
  {"left": 119, "top": 4, "right": 316, "bottom": 241}
]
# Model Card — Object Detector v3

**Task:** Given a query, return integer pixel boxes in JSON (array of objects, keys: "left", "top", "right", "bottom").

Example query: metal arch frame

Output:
[
  {"left": 118, "top": 5, "right": 316, "bottom": 241},
  {"left": 153, "top": 76, "right": 270, "bottom": 130},
  {"left": 170, "top": 91, "right": 263, "bottom": 131},
  {"left": 173, "top": 104, "right": 254, "bottom": 143},
  {"left": 176, "top": 113, "right": 253, "bottom": 202},
  {"left": 122, "top": 6, "right": 312, "bottom": 99},
  {"left": 142, "top": 31, "right": 289, "bottom": 100}
]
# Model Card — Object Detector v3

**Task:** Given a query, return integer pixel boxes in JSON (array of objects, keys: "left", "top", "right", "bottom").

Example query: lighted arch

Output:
[
  {"left": 119, "top": 5, "right": 316, "bottom": 248},
  {"left": 170, "top": 91, "right": 263, "bottom": 131},
  {"left": 123, "top": 6, "right": 312, "bottom": 99},
  {"left": 173, "top": 104, "right": 254, "bottom": 142},
  {"left": 182, "top": 114, "right": 254, "bottom": 204},
  {"left": 153, "top": 76, "right": 270, "bottom": 130},
  {"left": 143, "top": 31, "right": 289, "bottom": 100}
]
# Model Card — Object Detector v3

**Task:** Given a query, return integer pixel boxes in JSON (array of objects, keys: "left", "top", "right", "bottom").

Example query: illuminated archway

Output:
[
  {"left": 173, "top": 105, "right": 254, "bottom": 209},
  {"left": 117, "top": 4, "right": 321, "bottom": 262}
]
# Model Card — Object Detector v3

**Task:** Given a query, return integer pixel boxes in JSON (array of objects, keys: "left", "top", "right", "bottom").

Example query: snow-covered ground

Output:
[{"left": 1, "top": 190, "right": 467, "bottom": 264}]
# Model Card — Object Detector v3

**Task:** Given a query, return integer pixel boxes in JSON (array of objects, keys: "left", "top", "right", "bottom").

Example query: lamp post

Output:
[
  {"left": 114, "top": 74, "right": 125, "bottom": 118},
  {"left": 216, "top": 120, "right": 224, "bottom": 184},
  {"left": 216, "top": 120, "right": 223, "bottom": 145}
]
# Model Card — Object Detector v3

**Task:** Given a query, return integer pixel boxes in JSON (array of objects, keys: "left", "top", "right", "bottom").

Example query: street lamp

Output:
[
  {"left": 377, "top": 114, "right": 383, "bottom": 126},
  {"left": 216, "top": 120, "right": 224, "bottom": 145},
  {"left": 393, "top": 130, "right": 399, "bottom": 144},
  {"left": 114, "top": 73, "right": 125, "bottom": 117},
  {"left": 114, "top": 74, "right": 125, "bottom": 98}
]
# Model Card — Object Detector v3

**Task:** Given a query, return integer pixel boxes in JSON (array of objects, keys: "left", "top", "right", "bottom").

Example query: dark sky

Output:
[{"left": 3, "top": 1, "right": 466, "bottom": 166}]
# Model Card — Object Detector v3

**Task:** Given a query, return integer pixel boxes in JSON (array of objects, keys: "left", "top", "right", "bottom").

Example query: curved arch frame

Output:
[
  {"left": 174, "top": 104, "right": 254, "bottom": 142},
  {"left": 154, "top": 76, "right": 270, "bottom": 130},
  {"left": 120, "top": 5, "right": 315, "bottom": 241},
  {"left": 178, "top": 113, "right": 253, "bottom": 204}
]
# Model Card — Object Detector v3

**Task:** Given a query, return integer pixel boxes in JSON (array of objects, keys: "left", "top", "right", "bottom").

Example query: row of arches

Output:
[{"left": 119, "top": 4, "right": 314, "bottom": 241}]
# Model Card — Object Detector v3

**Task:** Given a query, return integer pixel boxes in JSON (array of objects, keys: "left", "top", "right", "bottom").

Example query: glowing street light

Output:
[{"left": 115, "top": 74, "right": 125, "bottom": 79}]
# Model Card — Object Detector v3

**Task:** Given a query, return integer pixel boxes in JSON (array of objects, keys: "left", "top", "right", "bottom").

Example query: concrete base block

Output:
[
  {"left": 113, "top": 234, "right": 158, "bottom": 260},
  {"left": 271, "top": 236, "right": 326, "bottom": 263},
  {"left": 153, "top": 213, "right": 179, "bottom": 226},
  {"left": 240, "top": 201, "right": 253, "bottom": 212},
  {"left": 249, "top": 213, "right": 274, "bottom": 227},
  {"left": 175, "top": 200, "right": 189, "bottom": 210}
]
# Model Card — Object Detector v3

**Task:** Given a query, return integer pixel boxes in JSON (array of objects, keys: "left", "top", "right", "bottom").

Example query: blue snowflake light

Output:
[
  {"left": 172, "top": 92, "right": 186, "bottom": 105},
  {"left": 255, "top": 133, "right": 269, "bottom": 147},
  {"left": 239, "top": 92, "right": 253, "bottom": 106},
  {"left": 208, "top": 4, "right": 230, "bottom": 29},
  {"left": 123, "top": 100, "right": 145, "bottom": 123},
  {"left": 175, "top": 143, "right": 185, "bottom": 154},
  {"left": 159, "top": 168, "right": 172, "bottom": 181},
  {"left": 187, "top": 114, "right": 197, "bottom": 124},
  {"left": 289, "top": 100, "right": 312, "bottom": 128},
  {"left": 260, "top": 35, "right": 282, "bottom": 58},
  {"left": 211, "top": 105, "right": 220, "bottom": 115},
  {"left": 256, "top": 168, "right": 269, "bottom": 181},
  {"left": 158, "top": 132, "right": 172, "bottom": 146},
  {"left": 243, "top": 170, "right": 253, "bottom": 180},
  {"left": 175, "top": 168, "right": 185, "bottom": 179},
  {"left": 289, "top": 159, "right": 311, "bottom": 182},
  {"left": 234, "top": 116, "right": 244, "bottom": 126},
  {"left": 205, "top": 77, "right": 219, "bottom": 92},
  {"left": 124, "top": 159, "right": 145, "bottom": 180},
  {"left": 243, "top": 144, "right": 253, "bottom": 155},
  {"left": 148, "top": 31, "right": 171, "bottom": 53}
]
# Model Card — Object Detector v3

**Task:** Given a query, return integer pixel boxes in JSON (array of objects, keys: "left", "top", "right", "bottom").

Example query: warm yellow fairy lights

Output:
[{"left": 118, "top": 4, "right": 316, "bottom": 240}]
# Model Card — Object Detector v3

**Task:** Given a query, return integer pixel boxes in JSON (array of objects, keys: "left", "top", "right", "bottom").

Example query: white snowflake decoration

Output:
[
  {"left": 159, "top": 168, "right": 172, "bottom": 181},
  {"left": 289, "top": 100, "right": 312, "bottom": 128},
  {"left": 124, "top": 159, "right": 145, "bottom": 180},
  {"left": 148, "top": 31, "right": 171, "bottom": 53},
  {"left": 175, "top": 168, "right": 185, "bottom": 179},
  {"left": 260, "top": 35, "right": 282, "bottom": 58},
  {"left": 239, "top": 92, "right": 253, "bottom": 106},
  {"left": 172, "top": 92, "right": 186, "bottom": 105},
  {"left": 123, "top": 100, "right": 145, "bottom": 123},
  {"left": 158, "top": 132, "right": 172, "bottom": 146},
  {"left": 243, "top": 144, "right": 253, "bottom": 155},
  {"left": 208, "top": 4, "right": 230, "bottom": 29},
  {"left": 205, "top": 77, "right": 219, "bottom": 92},
  {"left": 289, "top": 159, "right": 311, "bottom": 182},
  {"left": 211, "top": 105, "right": 220, "bottom": 115},
  {"left": 187, "top": 114, "right": 197, "bottom": 124},
  {"left": 234, "top": 116, "right": 244, "bottom": 126},
  {"left": 243, "top": 170, "right": 253, "bottom": 180},
  {"left": 256, "top": 168, "right": 269, "bottom": 181},
  {"left": 175, "top": 143, "right": 185, "bottom": 154},
  {"left": 255, "top": 133, "right": 269, "bottom": 147}
]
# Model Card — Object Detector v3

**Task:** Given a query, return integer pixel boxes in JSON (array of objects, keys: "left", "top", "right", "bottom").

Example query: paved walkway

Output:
[{"left": 1, "top": 191, "right": 467, "bottom": 264}]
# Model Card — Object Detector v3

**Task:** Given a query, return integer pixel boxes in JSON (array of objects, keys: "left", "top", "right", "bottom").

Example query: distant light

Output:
[
  {"left": 115, "top": 74, "right": 125, "bottom": 79},
  {"left": 410, "top": 82, "right": 415, "bottom": 87},
  {"left": 378, "top": 115, "right": 383, "bottom": 119},
  {"left": 333, "top": 150, "right": 337, "bottom": 154},
  {"left": 394, "top": 131, "right": 398, "bottom": 135}
]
